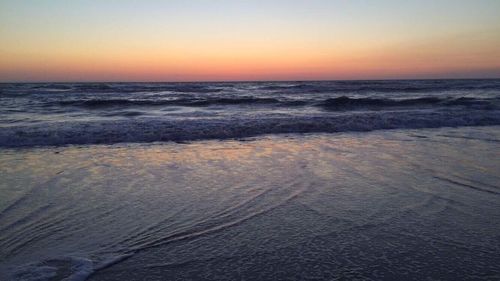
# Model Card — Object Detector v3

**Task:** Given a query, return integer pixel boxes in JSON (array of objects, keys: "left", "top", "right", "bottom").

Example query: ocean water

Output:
[
  {"left": 0, "top": 80, "right": 500, "bottom": 280},
  {"left": 1, "top": 80, "right": 500, "bottom": 147}
]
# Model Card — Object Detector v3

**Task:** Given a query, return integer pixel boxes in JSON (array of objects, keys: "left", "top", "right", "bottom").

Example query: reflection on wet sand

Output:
[{"left": 0, "top": 127, "right": 499, "bottom": 281}]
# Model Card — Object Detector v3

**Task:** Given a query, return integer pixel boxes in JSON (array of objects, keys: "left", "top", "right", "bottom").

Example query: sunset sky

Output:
[{"left": 1, "top": 0, "right": 500, "bottom": 82}]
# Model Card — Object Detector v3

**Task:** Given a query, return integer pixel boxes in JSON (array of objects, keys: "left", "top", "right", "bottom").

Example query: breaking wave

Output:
[
  {"left": 1, "top": 80, "right": 500, "bottom": 147},
  {"left": 319, "top": 96, "right": 497, "bottom": 109},
  {"left": 57, "top": 97, "right": 284, "bottom": 108},
  {"left": 51, "top": 96, "right": 498, "bottom": 109},
  {"left": 1, "top": 110, "right": 499, "bottom": 147}
]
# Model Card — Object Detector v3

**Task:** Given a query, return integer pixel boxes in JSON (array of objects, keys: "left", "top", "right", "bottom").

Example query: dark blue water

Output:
[{"left": 1, "top": 79, "right": 500, "bottom": 147}]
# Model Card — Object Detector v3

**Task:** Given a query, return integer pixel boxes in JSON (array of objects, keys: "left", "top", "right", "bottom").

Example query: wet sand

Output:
[{"left": 1, "top": 127, "right": 499, "bottom": 280}]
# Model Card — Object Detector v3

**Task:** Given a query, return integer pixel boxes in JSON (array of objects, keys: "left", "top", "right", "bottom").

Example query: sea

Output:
[{"left": 0, "top": 80, "right": 499, "bottom": 280}]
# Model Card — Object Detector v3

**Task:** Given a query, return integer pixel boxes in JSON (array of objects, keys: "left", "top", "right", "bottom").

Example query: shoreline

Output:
[{"left": 1, "top": 126, "right": 499, "bottom": 280}]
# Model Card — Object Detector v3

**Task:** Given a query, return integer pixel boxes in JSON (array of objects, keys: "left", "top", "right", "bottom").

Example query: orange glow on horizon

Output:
[{"left": 1, "top": 1, "right": 500, "bottom": 82}]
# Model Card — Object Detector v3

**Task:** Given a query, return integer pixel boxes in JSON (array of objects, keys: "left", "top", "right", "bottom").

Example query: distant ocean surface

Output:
[
  {"left": 1, "top": 80, "right": 500, "bottom": 281},
  {"left": 1, "top": 79, "right": 500, "bottom": 147}
]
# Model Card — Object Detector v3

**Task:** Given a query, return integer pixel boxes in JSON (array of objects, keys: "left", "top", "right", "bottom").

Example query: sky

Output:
[{"left": 1, "top": 0, "right": 500, "bottom": 82}]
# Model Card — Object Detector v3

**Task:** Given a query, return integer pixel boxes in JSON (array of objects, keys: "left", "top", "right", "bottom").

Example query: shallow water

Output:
[{"left": 1, "top": 126, "right": 499, "bottom": 280}]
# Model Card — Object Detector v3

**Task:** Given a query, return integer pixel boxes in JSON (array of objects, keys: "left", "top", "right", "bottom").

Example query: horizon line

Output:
[{"left": 2, "top": 77, "right": 500, "bottom": 84}]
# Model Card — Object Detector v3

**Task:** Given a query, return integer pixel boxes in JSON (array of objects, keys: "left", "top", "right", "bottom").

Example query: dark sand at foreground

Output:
[{"left": 1, "top": 126, "right": 499, "bottom": 280}]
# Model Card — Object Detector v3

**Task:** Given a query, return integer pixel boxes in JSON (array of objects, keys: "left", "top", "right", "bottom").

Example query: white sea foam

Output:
[{"left": 0, "top": 109, "right": 498, "bottom": 147}]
